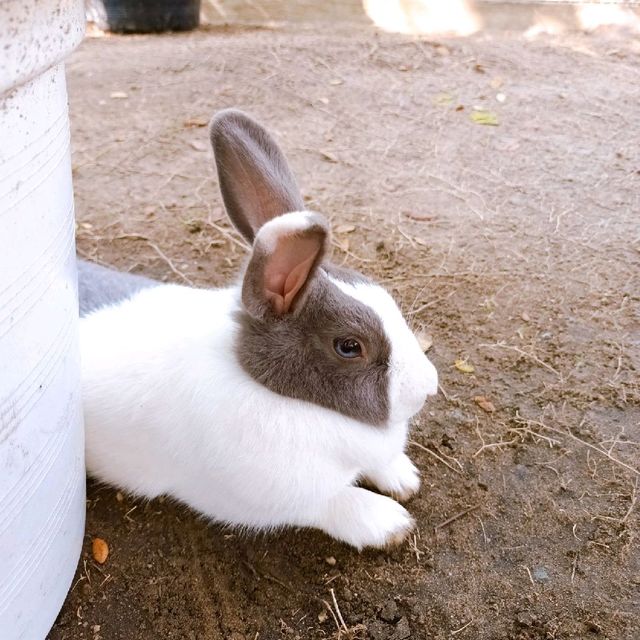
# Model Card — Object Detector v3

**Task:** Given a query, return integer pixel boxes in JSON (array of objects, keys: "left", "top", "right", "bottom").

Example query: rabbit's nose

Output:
[{"left": 393, "top": 352, "right": 438, "bottom": 419}]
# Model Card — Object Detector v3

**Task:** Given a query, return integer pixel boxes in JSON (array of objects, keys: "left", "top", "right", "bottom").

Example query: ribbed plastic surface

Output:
[{"left": 0, "top": 3, "right": 86, "bottom": 639}]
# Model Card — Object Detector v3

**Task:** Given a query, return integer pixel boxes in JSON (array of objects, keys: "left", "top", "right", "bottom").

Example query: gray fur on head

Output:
[
  {"left": 212, "top": 110, "right": 392, "bottom": 426},
  {"left": 235, "top": 271, "right": 391, "bottom": 425}
]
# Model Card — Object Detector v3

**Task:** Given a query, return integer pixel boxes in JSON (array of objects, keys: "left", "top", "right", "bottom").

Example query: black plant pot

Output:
[{"left": 87, "top": 0, "right": 201, "bottom": 33}]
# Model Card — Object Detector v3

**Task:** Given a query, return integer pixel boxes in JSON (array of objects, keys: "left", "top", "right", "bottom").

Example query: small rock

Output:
[
  {"left": 325, "top": 556, "right": 336, "bottom": 566},
  {"left": 380, "top": 599, "right": 399, "bottom": 623},
  {"left": 416, "top": 329, "right": 433, "bottom": 353},
  {"left": 473, "top": 396, "right": 496, "bottom": 413},
  {"left": 318, "top": 610, "right": 328, "bottom": 623},
  {"left": 393, "top": 617, "right": 411, "bottom": 640},
  {"left": 515, "top": 611, "right": 536, "bottom": 628},
  {"left": 368, "top": 620, "right": 392, "bottom": 640},
  {"left": 533, "top": 566, "right": 550, "bottom": 583}
]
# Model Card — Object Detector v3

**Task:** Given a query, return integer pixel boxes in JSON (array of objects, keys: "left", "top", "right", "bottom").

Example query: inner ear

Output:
[
  {"left": 242, "top": 212, "right": 329, "bottom": 318},
  {"left": 264, "top": 235, "right": 323, "bottom": 315}
]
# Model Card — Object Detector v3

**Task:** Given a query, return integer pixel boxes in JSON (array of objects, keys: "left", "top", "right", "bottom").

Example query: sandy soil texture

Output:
[{"left": 49, "top": 20, "right": 639, "bottom": 640}]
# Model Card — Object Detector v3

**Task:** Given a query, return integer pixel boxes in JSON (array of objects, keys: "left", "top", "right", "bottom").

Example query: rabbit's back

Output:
[
  {"left": 80, "top": 284, "right": 241, "bottom": 495},
  {"left": 77, "top": 259, "right": 158, "bottom": 316}
]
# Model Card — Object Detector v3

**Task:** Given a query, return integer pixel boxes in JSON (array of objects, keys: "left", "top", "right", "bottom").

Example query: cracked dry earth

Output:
[{"left": 49, "top": 21, "right": 638, "bottom": 640}]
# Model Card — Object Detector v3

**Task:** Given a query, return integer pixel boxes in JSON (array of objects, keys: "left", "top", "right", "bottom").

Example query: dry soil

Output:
[{"left": 48, "top": 19, "right": 639, "bottom": 640}]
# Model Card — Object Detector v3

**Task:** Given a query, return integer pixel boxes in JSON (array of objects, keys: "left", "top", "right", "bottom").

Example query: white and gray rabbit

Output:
[{"left": 78, "top": 110, "right": 438, "bottom": 549}]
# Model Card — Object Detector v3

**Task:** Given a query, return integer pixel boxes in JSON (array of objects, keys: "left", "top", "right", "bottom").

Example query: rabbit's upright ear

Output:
[
  {"left": 242, "top": 212, "right": 329, "bottom": 318},
  {"left": 209, "top": 109, "right": 305, "bottom": 243}
]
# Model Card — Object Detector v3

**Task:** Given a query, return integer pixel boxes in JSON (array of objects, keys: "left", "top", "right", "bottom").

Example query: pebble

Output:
[
  {"left": 380, "top": 599, "right": 399, "bottom": 623},
  {"left": 368, "top": 621, "right": 391, "bottom": 640},
  {"left": 393, "top": 617, "right": 411, "bottom": 640},
  {"left": 533, "top": 566, "right": 550, "bottom": 583},
  {"left": 516, "top": 611, "right": 537, "bottom": 627}
]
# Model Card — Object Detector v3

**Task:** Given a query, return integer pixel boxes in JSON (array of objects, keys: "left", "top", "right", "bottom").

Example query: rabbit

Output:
[{"left": 78, "top": 109, "right": 438, "bottom": 549}]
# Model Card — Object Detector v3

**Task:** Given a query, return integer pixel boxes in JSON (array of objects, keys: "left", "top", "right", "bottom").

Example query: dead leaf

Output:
[
  {"left": 403, "top": 211, "right": 434, "bottom": 221},
  {"left": 186, "top": 220, "right": 204, "bottom": 233},
  {"left": 335, "top": 237, "right": 350, "bottom": 252},
  {"left": 184, "top": 118, "right": 208, "bottom": 128},
  {"left": 521, "top": 312, "right": 531, "bottom": 322},
  {"left": 319, "top": 150, "right": 338, "bottom": 163},
  {"left": 432, "top": 92, "right": 454, "bottom": 106},
  {"left": 329, "top": 78, "right": 343, "bottom": 86},
  {"left": 109, "top": 91, "right": 128, "bottom": 99},
  {"left": 474, "top": 396, "right": 496, "bottom": 413},
  {"left": 474, "top": 63, "right": 486, "bottom": 74},
  {"left": 470, "top": 110, "right": 499, "bottom": 126},
  {"left": 455, "top": 105, "right": 465, "bottom": 112},
  {"left": 335, "top": 224, "right": 355, "bottom": 234},
  {"left": 414, "top": 237, "right": 429, "bottom": 246},
  {"left": 189, "top": 140, "right": 207, "bottom": 152},
  {"left": 454, "top": 359, "right": 475, "bottom": 374},
  {"left": 92, "top": 537, "right": 109, "bottom": 564},
  {"left": 416, "top": 330, "right": 433, "bottom": 353}
]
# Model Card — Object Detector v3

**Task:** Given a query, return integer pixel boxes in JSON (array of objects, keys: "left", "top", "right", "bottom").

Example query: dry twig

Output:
[
  {"left": 115, "top": 233, "right": 194, "bottom": 285},
  {"left": 409, "top": 440, "right": 463, "bottom": 474},
  {"left": 435, "top": 505, "right": 480, "bottom": 532}
]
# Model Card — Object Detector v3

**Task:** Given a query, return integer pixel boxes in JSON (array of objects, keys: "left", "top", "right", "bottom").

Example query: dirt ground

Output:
[{"left": 49, "top": 15, "right": 639, "bottom": 640}]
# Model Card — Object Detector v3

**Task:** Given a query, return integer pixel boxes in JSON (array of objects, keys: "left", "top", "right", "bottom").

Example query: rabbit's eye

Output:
[{"left": 333, "top": 337, "right": 363, "bottom": 359}]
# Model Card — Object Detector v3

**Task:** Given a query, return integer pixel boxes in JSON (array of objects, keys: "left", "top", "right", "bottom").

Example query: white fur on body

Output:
[{"left": 81, "top": 278, "right": 436, "bottom": 549}]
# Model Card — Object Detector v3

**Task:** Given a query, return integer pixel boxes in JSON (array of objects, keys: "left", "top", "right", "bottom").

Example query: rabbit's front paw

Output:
[
  {"left": 363, "top": 453, "right": 420, "bottom": 502},
  {"left": 318, "top": 486, "right": 414, "bottom": 549}
]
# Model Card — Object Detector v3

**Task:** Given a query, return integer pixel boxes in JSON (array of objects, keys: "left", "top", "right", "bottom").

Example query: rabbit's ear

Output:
[
  {"left": 209, "top": 109, "right": 304, "bottom": 244},
  {"left": 242, "top": 212, "right": 328, "bottom": 317}
]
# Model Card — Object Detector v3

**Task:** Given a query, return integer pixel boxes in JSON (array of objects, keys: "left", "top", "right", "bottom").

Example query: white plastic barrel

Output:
[{"left": 0, "top": 2, "right": 86, "bottom": 638}]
